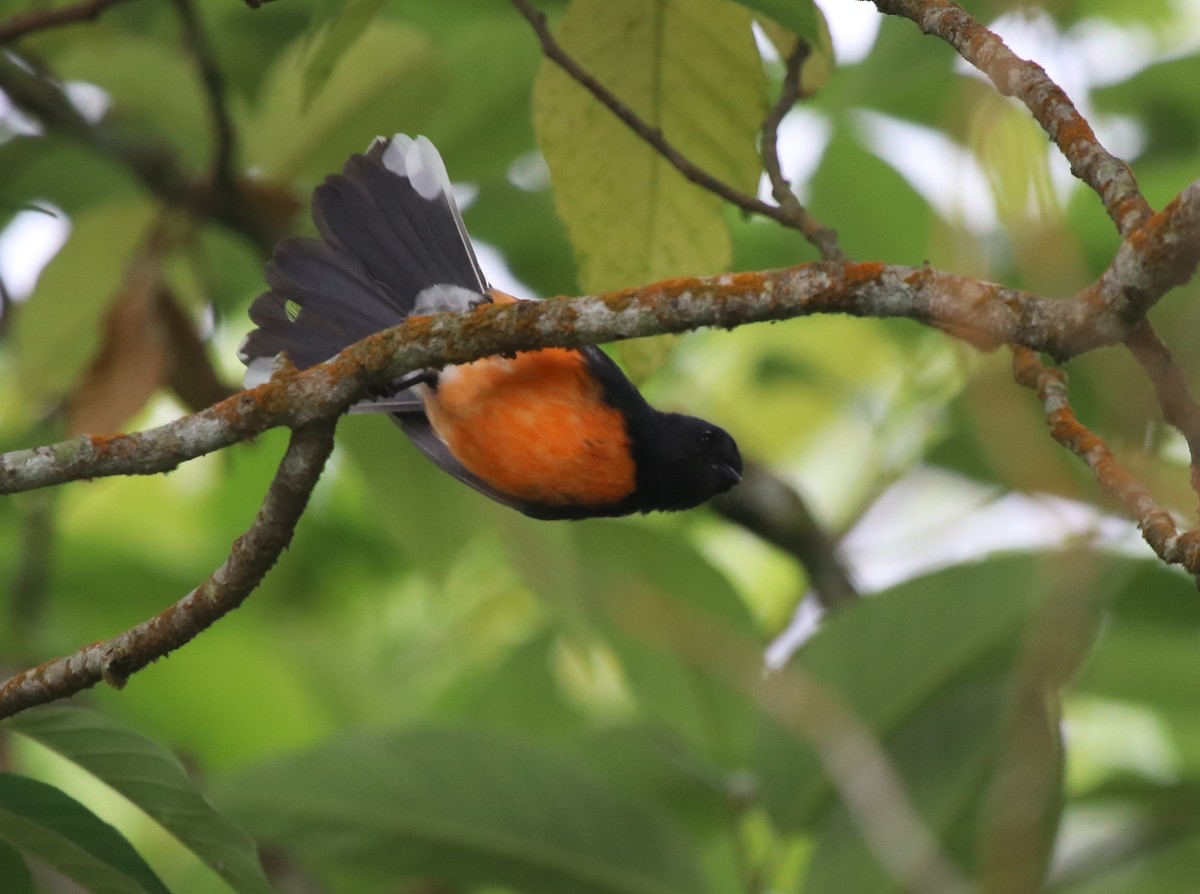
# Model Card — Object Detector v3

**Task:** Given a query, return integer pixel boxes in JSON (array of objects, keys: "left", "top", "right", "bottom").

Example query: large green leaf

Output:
[
  {"left": 6, "top": 706, "right": 274, "bottom": 894},
  {"left": 300, "top": 0, "right": 390, "bottom": 108},
  {"left": 756, "top": 551, "right": 1106, "bottom": 875},
  {"left": 239, "top": 22, "right": 441, "bottom": 183},
  {"left": 533, "top": 0, "right": 766, "bottom": 291},
  {"left": 0, "top": 773, "right": 169, "bottom": 894},
  {"left": 503, "top": 518, "right": 763, "bottom": 763},
  {"left": 217, "top": 726, "right": 712, "bottom": 894}
]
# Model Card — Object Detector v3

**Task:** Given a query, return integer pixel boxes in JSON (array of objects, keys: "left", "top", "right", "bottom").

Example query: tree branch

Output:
[
  {"left": 759, "top": 38, "right": 845, "bottom": 262},
  {"left": 872, "top": 1, "right": 1200, "bottom": 528},
  {"left": 1011, "top": 348, "right": 1200, "bottom": 579},
  {"left": 0, "top": 0, "right": 133, "bottom": 44},
  {"left": 0, "top": 421, "right": 336, "bottom": 719},
  {"left": 868, "top": 0, "right": 1152, "bottom": 236},
  {"left": 170, "top": 0, "right": 238, "bottom": 204},
  {"left": 2, "top": 183, "right": 1197, "bottom": 495}
]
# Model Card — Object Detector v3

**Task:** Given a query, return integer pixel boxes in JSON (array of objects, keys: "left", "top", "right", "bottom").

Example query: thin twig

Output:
[
  {"left": 760, "top": 39, "right": 844, "bottom": 261},
  {"left": 0, "top": 0, "right": 132, "bottom": 44},
  {"left": 170, "top": 0, "right": 238, "bottom": 203},
  {"left": 0, "top": 421, "right": 336, "bottom": 719},
  {"left": 1011, "top": 347, "right": 1200, "bottom": 579},
  {"left": 510, "top": 0, "right": 825, "bottom": 239}
]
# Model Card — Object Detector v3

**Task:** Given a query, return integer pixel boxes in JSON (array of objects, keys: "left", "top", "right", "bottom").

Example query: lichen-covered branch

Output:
[
  {"left": 0, "top": 421, "right": 336, "bottom": 719},
  {"left": 868, "top": 0, "right": 1152, "bottom": 235},
  {"left": 868, "top": 0, "right": 1200, "bottom": 525},
  {"left": 3, "top": 181, "right": 1198, "bottom": 496},
  {"left": 1012, "top": 348, "right": 1200, "bottom": 576}
]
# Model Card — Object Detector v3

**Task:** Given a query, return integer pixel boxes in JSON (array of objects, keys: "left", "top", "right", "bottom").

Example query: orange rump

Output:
[{"left": 422, "top": 347, "right": 636, "bottom": 507}]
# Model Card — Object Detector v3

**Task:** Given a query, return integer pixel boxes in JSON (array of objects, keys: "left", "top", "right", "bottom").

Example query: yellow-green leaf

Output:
[
  {"left": 533, "top": 0, "right": 766, "bottom": 292},
  {"left": 732, "top": 0, "right": 826, "bottom": 49}
]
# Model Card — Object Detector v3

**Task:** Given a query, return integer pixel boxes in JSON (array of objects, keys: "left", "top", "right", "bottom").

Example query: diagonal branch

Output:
[
  {"left": 874, "top": 0, "right": 1200, "bottom": 521},
  {"left": 0, "top": 420, "right": 336, "bottom": 719},
  {"left": 1124, "top": 321, "right": 1200, "bottom": 515},
  {"left": 713, "top": 462, "right": 859, "bottom": 611},
  {"left": 1011, "top": 347, "right": 1200, "bottom": 578},
  {"left": 867, "top": 0, "right": 1152, "bottom": 236}
]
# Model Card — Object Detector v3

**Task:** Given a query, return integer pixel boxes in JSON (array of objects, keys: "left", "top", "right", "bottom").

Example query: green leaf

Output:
[
  {"left": 0, "top": 839, "right": 34, "bottom": 894},
  {"left": 757, "top": 553, "right": 1101, "bottom": 829},
  {"left": 1093, "top": 55, "right": 1200, "bottom": 163},
  {"left": 533, "top": 0, "right": 766, "bottom": 291},
  {"left": 217, "top": 726, "right": 712, "bottom": 894},
  {"left": 48, "top": 26, "right": 212, "bottom": 170},
  {"left": 732, "top": 0, "right": 825, "bottom": 48},
  {"left": 6, "top": 706, "right": 274, "bottom": 894},
  {"left": 800, "top": 681, "right": 1012, "bottom": 892},
  {"left": 0, "top": 773, "right": 169, "bottom": 894},
  {"left": 11, "top": 198, "right": 156, "bottom": 405},
  {"left": 806, "top": 122, "right": 933, "bottom": 262},
  {"left": 239, "top": 21, "right": 442, "bottom": 182},
  {"left": 504, "top": 519, "right": 762, "bottom": 763},
  {"left": 300, "top": 0, "right": 390, "bottom": 108}
]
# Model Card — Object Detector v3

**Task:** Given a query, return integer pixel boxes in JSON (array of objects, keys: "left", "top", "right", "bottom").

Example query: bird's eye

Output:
[{"left": 698, "top": 428, "right": 716, "bottom": 447}]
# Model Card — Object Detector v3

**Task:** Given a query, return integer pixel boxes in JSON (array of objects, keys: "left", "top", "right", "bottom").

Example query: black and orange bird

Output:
[{"left": 240, "top": 135, "right": 742, "bottom": 520}]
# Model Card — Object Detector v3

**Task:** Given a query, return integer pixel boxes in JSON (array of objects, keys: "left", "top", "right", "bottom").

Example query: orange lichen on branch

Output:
[
  {"left": 843, "top": 261, "right": 887, "bottom": 286},
  {"left": 1012, "top": 346, "right": 1200, "bottom": 579}
]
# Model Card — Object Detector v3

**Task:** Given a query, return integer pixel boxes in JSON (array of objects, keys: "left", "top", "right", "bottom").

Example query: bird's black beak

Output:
[{"left": 714, "top": 460, "right": 743, "bottom": 490}]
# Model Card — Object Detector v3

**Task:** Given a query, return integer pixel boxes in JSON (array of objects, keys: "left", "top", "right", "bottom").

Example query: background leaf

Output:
[
  {"left": 0, "top": 773, "right": 169, "bottom": 894},
  {"left": 533, "top": 0, "right": 766, "bottom": 291},
  {"left": 6, "top": 706, "right": 274, "bottom": 894},
  {"left": 218, "top": 726, "right": 712, "bottom": 894}
]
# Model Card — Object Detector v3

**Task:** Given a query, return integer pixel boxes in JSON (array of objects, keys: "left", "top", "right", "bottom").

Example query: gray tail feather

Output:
[{"left": 239, "top": 134, "right": 487, "bottom": 374}]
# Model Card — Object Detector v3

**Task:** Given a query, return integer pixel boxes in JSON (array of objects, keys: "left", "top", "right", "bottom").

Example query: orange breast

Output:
[{"left": 422, "top": 348, "right": 636, "bottom": 507}]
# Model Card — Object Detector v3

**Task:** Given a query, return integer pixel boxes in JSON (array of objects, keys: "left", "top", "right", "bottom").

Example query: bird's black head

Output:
[{"left": 633, "top": 411, "right": 743, "bottom": 512}]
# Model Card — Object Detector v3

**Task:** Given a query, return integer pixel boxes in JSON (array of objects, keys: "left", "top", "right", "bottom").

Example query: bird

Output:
[{"left": 239, "top": 134, "right": 742, "bottom": 520}]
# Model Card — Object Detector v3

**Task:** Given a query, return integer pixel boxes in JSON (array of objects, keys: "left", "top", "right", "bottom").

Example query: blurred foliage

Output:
[{"left": 0, "top": 0, "right": 1199, "bottom": 892}]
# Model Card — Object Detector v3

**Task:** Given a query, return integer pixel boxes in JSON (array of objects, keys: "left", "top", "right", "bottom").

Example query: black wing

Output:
[{"left": 239, "top": 134, "right": 487, "bottom": 381}]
